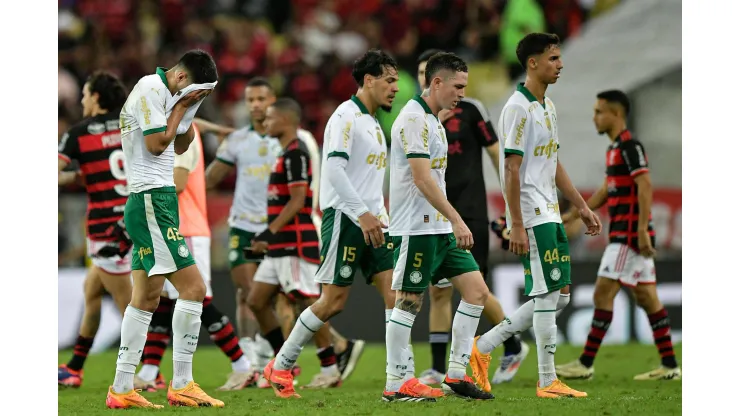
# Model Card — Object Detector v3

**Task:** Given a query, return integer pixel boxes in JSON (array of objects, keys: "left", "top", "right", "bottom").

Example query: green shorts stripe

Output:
[
  {"left": 520, "top": 222, "right": 571, "bottom": 296},
  {"left": 127, "top": 187, "right": 195, "bottom": 276}
]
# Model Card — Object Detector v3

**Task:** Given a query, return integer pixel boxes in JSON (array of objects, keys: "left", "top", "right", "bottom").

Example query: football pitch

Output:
[{"left": 59, "top": 343, "right": 681, "bottom": 415}]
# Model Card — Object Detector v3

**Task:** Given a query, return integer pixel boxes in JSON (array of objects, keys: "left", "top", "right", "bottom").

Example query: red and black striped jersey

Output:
[
  {"left": 267, "top": 139, "right": 319, "bottom": 263},
  {"left": 58, "top": 112, "right": 128, "bottom": 241},
  {"left": 605, "top": 130, "right": 654, "bottom": 250}
]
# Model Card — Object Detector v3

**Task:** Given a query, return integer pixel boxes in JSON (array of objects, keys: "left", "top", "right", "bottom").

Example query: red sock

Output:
[
  {"left": 202, "top": 297, "right": 244, "bottom": 362},
  {"left": 67, "top": 335, "right": 94, "bottom": 371},
  {"left": 317, "top": 346, "right": 337, "bottom": 368},
  {"left": 142, "top": 297, "right": 173, "bottom": 366},
  {"left": 579, "top": 309, "right": 613, "bottom": 368},
  {"left": 648, "top": 308, "right": 678, "bottom": 368}
]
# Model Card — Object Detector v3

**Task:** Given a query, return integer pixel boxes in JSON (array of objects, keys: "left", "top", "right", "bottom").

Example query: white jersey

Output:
[
  {"left": 389, "top": 96, "right": 452, "bottom": 236},
  {"left": 320, "top": 96, "right": 389, "bottom": 226},
  {"left": 120, "top": 68, "right": 176, "bottom": 193},
  {"left": 216, "top": 125, "right": 283, "bottom": 233},
  {"left": 498, "top": 84, "right": 561, "bottom": 229}
]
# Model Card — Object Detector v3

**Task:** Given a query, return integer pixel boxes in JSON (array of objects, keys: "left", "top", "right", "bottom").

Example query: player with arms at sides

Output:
[
  {"left": 468, "top": 33, "right": 602, "bottom": 398},
  {"left": 240, "top": 99, "right": 333, "bottom": 396},
  {"left": 205, "top": 79, "right": 363, "bottom": 385},
  {"left": 556, "top": 90, "right": 681, "bottom": 381},
  {"left": 265, "top": 49, "right": 399, "bottom": 396},
  {"left": 383, "top": 52, "right": 494, "bottom": 402},
  {"left": 58, "top": 71, "right": 133, "bottom": 388},
  {"left": 414, "top": 50, "right": 528, "bottom": 386},
  {"left": 132, "top": 123, "right": 255, "bottom": 392},
  {"left": 104, "top": 50, "right": 223, "bottom": 409}
]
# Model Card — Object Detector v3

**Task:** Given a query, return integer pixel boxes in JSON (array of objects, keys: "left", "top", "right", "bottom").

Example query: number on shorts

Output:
[
  {"left": 413, "top": 252, "right": 423, "bottom": 268},
  {"left": 343, "top": 246, "right": 356, "bottom": 262},
  {"left": 543, "top": 248, "right": 560, "bottom": 264},
  {"left": 108, "top": 149, "right": 129, "bottom": 196},
  {"left": 167, "top": 227, "right": 183, "bottom": 241},
  {"left": 230, "top": 235, "right": 240, "bottom": 249}
]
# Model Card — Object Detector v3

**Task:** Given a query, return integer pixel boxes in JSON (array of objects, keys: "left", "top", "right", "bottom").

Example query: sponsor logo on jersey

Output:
[
  {"left": 430, "top": 156, "right": 447, "bottom": 170},
  {"left": 533, "top": 138, "right": 558, "bottom": 159},
  {"left": 515, "top": 117, "right": 526, "bottom": 145},
  {"left": 140, "top": 97, "right": 152, "bottom": 126},
  {"left": 366, "top": 152, "right": 387, "bottom": 170}
]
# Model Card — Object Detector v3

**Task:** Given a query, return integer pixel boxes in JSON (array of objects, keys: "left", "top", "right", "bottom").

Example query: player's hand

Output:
[
  {"left": 452, "top": 220, "right": 474, "bottom": 250},
  {"left": 638, "top": 229, "right": 657, "bottom": 257},
  {"left": 248, "top": 240, "right": 269, "bottom": 254},
  {"left": 509, "top": 224, "right": 529, "bottom": 256},
  {"left": 438, "top": 109, "right": 455, "bottom": 123},
  {"left": 490, "top": 216, "right": 511, "bottom": 251},
  {"left": 358, "top": 212, "right": 385, "bottom": 248},
  {"left": 578, "top": 208, "right": 602, "bottom": 236},
  {"left": 177, "top": 89, "right": 211, "bottom": 109}
]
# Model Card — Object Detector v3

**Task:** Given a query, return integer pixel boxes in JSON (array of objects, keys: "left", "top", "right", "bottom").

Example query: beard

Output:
[{"left": 379, "top": 104, "right": 392, "bottom": 113}]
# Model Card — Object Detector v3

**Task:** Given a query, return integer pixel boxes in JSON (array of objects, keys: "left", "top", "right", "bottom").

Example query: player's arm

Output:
[
  {"left": 205, "top": 133, "right": 237, "bottom": 189},
  {"left": 562, "top": 177, "right": 608, "bottom": 223},
  {"left": 556, "top": 160, "right": 602, "bottom": 235},
  {"left": 323, "top": 118, "right": 369, "bottom": 220},
  {"left": 140, "top": 89, "right": 208, "bottom": 156},
  {"left": 173, "top": 123, "right": 195, "bottom": 155},
  {"left": 622, "top": 140, "right": 655, "bottom": 254},
  {"left": 194, "top": 117, "right": 234, "bottom": 143},
  {"left": 173, "top": 139, "right": 198, "bottom": 193},
  {"left": 58, "top": 131, "right": 81, "bottom": 186},
  {"left": 467, "top": 98, "right": 502, "bottom": 176}
]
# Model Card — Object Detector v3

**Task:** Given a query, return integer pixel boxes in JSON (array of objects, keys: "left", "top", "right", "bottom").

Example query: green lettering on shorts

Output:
[
  {"left": 392, "top": 233, "right": 479, "bottom": 293},
  {"left": 228, "top": 227, "right": 263, "bottom": 269},
  {"left": 126, "top": 187, "right": 195, "bottom": 276},
  {"left": 316, "top": 208, "right": 394, "bottom": 287},
  {"left": 520, "top": 222, "right": 572, "bottom": 296}
]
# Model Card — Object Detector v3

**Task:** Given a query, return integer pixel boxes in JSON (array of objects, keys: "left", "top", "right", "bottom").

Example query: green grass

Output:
[{"left": 59, "top": 343, "right": 681, "bottom": 415}]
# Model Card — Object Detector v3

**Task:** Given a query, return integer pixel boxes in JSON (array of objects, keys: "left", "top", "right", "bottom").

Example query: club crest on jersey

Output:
[
  {"left": 544, "top": 113, "right": 552, "bottom": 132},
  {"left": 258, "top": 143, "right": 268, "bottom": 156},
  {"left": 376, "top": 127, "right": 383, "bottom": 145}
]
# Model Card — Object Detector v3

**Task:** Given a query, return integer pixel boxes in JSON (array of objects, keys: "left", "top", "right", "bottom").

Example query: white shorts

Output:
[
  {"left": 254, "top": 256, "right": 320, "bottom": 298},
  {"left": 163, "top": 236, "right": 213, "bottom": 299},
  {"left": 87, "top": 238, "right": 132, "bottom": 275},
  {"left": 597, "top": 243, "right": 656, "bottom": 287},
  {"left": 434, "top": 278, "right": 453, "bottom": 288}
]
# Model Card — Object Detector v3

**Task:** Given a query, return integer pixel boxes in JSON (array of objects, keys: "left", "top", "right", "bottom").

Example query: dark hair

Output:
[
  {"left": 351, "top": 49, "right": 398, "bottom": 86},
  {"left": 417, "top": 49, "right": 444, "bottom": 65},
  {"left": 597, "top": 90, "right": 631, "bottom": 116},
  {"left": 271, "top": 98, "right": 302, "bottom": 122},
  {"left": 516, "top": 33, "right": 561, "bottom": 69},
  {"left": 424, "top": 52, "right": 468, "bottom": 87},
  {"left": 246, "top": 77, "right": 273, "bottom": 91},
  {"left": 177, "top": 49, "right": 218, "bottom": 84},
  {"left": 85, "top": 71, "right": 127, "bottom": 111}
]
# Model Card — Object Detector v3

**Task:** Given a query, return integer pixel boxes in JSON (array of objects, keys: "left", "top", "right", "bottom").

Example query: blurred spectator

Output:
[{"left": 500, "top": 0, "right": 546, "bottom": 81}]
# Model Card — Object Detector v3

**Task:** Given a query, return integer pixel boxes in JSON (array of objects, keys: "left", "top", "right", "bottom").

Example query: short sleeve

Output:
[
  {"left": 215, "top": 133, "right": 238, "bottom": 166},
  {"left": 324, "top": 115, "right": 354, "bottom": 161},
  {"left": 621, "top": 140, "right": 649, "bottom": 176},
  {"left": 465, "top": 99, "right": 499, "bottom": 147},
  {"left": 136, "top": 86, "right": 167, "bottom": 136},
  {"left": 174, "top": 138, "right": 199, "bottom": 172},
  {"left": 58, "top": 130, "right": 79, "bottom": 164},
  {"left": 501, "top": 104, "right": 529, "bottom": 157},
  {"left": 398, "top": 113, "right": 430, "bottom": 159},
  {"left": 284, "top": 150, "right": 309, "bottom": 187}
]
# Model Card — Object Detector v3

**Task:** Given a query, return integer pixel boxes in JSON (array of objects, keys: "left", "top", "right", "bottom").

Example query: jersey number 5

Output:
[{"left": 109, "top": 150, "right": 129, "bottom": 196}]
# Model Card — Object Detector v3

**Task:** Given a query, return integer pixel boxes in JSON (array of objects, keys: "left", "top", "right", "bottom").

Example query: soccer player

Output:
[
  {"left": 58, "top": 71, "right": 133, "bottom": 388},
  {"left": 414, "top": 50, "right": 528, "bottom": 386},
  {"left": 104, "top": 50, "right": 223, "bottom": 409},
  {"left": 383, "top": 52, "right": 494, "bottom": 402},
  {"left": 132, "top": 124, "right": 255, "bottom": 392},
  {"left": 555, "top": 90, "right": 681, "bottom": 381},
  {"left": 469, "top": 33, "right": 602, "bottom": 399},
  {"left": 265, "top": 49, "right": 399, "bottom": 397},
  {"left": 205, "top": 79, "right": 363, "bottom": 383}
]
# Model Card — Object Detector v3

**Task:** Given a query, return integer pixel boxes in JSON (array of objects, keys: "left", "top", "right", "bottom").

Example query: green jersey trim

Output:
[
  {"left": 328, "top": 151, "right": 349, "bottom": 160},
  {"left": 350, "top": 95, "right": 371, "bottom": 115},
  {"left": 412, "top": 95, "right": 436, "bottom": 119},
  {"left": 143, "top": 126, "right": 166, "bottom": 136},
  {"left": 504, "top": 148, "right": 524, "bottom": 157},
  {"left": 516, "top": 83, "right": 546, "bottom": 109},
  {"left": 406, "top": 153, "right": 430, "bottom": 159},
  {"left": 216, "top": 157, "right": 235, "bottom": 166},
  {"left": 155, "top": 67, "right": 169, "bottom": 88}
]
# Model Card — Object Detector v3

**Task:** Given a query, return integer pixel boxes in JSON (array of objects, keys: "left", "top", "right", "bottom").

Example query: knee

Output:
[
  {"left": 592, "top": 287, "right": 614, "bottom": 309},
  {"left": 429, "top": 286, "right": 453, "bottom": 305},
  {"left": 178, "top": 279, "right": 206, "bottom": 302},
  {"left": 236, "top": 287, "right": 249, "bottom": 304},
  {"left": 633, "top": 287, "right": 661, "bottom": 312},
  {"left": 396, "top": 292, "right": 424, "bottom": 314},
  {"left": 246, "top": 290, "right": 267, "bottom": 312},
  {"left": 322, "top": 290, "right": 349, "bottom": 317}
]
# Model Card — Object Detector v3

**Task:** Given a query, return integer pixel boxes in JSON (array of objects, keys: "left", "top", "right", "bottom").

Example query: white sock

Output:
[
  {"left": 171, "top": 300, "right": 203, "bottom": 389},
  {"left": 447, "top": 300, "right": 483, "bottom": 380},
  {"left": 533, "top": 291, "right": 560, "bottom": 387},
  {"left": 275, "top": 307, "right": 324, "bottom": 371},
  {"left": 113, "top": 306, "right": 153, "bottom": 393},
  {"left": 556, "top": 293, "right": 570, "bottom": 318},
  {"left": 137, "top": 364, "right": 159, "bottom": 382},
  {"left": 385, "top": 308, "right": 415, "bottom": 392},
  {"left": 231, "top": 355, "right": 250, "bottom": 373},
  {"left": 404, "top": 344, "right": 415, "bottom": 381},
  {"left": 477, "top": 292, "right": 571, "bottom": 355}
]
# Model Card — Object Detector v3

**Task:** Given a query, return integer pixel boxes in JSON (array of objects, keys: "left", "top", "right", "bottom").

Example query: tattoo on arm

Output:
[{"left": 395, "top": 292, "right": 424, "bottom": 315}]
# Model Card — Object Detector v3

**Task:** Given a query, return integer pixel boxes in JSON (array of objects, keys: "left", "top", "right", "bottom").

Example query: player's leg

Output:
[
  {"left": 59, "top": 266, "right": 105, "bottom": 387},
  {"left": 135, "top": 295, "right": 172, "bottom": 391},
  {"left": 229, "top": 228, "right": 261, "bottom": 338},
  {"left": 630, "top": 259, "right": 680, "bottom": 380},
  {"left": 382, "top": 235, "right": 443, "bottom": 402},
  {"left": 421, "top": 283, "right": 452, "bottom": 385},
  {"left": 556, "top": 243, "right": 625, "bottom": 379},
  {"left": 433, "top": 233, "right": 492, "bottom": 400},
  {"left": 276, "top": 293, "right": 297, "bottom": 338},
  {"left": 247, "top": 258, "right": 284, "bottom": 355}
]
